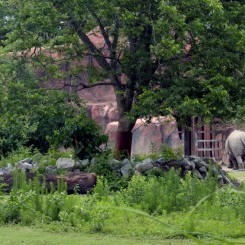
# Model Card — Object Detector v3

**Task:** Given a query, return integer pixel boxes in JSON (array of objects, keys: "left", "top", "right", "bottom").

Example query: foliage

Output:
[
  {"left": 0, "top": 57, "right": 108, "bottom": 159},
  {"left": 2, "top": 168, "right": 245, "bottom": 243},
  {"left": 132, "top": 143, "right": 183, "bottom": 162},
  {"left": 0, "top": 0, "right": 244, "bottom": 156},
  {"left": 52, "top": 111, "right": 108, "bottom": 160},
  {"left": 160, "top": 144, "right": 183, "bottom": 161},
  {"left": 86, "top": 152, "right": 129, "bottom": 191},
  {"left": 120, "top": 169, "right": 217, "bottom": 214}
]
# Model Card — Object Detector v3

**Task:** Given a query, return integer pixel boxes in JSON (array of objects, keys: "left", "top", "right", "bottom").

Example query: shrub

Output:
[
  {"left": 120, "top": 168, "right": 219, "bottom": 214},
  {"left": 0, "top": 57, "right": 108, "bottom": 159},
  {"left": 86, "top": 152, "right": 129, "bottom": 191},
  {"left": 132, "top": 143, "right": 183, "bottom": 162}
]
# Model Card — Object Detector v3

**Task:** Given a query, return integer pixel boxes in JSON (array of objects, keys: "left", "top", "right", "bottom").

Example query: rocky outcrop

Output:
[
  {"left": 132, "top": 117, "right": 181, "bottom": 156},
  {"left": 87, "top": 103, "right": 118, "bottom": 130},
  {"left": 105, "top": 117, "right": 182, "bottom": 156}
]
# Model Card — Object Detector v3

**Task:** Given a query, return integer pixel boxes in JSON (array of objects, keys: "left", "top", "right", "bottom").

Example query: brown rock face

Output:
[
  {"left": 87, "top": 103, "right": 118, "bottom": 130},
  {"left": 105, "top": 117, "right": 182, "bottom": 156},
  {"left": 78, "top": 84, "right": 116, "bottom": 104},
  {"left": 131, "top": 117, "right": 182, "bottom": 156}
]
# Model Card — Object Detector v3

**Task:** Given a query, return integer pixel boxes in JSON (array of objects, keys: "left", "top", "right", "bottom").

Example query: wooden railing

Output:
[{"left": 196, "top": 138, "right": 223, "bottom": 159}]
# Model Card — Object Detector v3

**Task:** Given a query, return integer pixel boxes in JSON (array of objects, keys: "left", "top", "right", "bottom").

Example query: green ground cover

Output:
[
  {"left": 0, "top": 225, "right": 195, "bottom": 245},
  {"left": 1, "top": 163, "right": 245, "bottom": 244}
]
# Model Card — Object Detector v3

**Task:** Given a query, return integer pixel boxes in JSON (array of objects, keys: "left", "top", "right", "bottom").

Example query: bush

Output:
[
  {"left": 0, "top": 57, "right": 108, "bottom": 159},
  {"left": 132, "top": 143, "right": 183, "bottom": 162},
  {"left": 86, "top": 152, "right": 129, "bottom": 191},
  {"left": 120, "top": 168, "right": 219, "bottom": 214}
]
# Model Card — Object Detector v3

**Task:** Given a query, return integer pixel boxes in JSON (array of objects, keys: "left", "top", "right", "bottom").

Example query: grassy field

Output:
[
  {"left": 0, "top": 225, "right": 194, "bottom": 245},
  {"left": 227, "top": 170, "right": 245, "bottom": 182},
  {"left": 1, "top": 225, "right": 245, "bottom": 245},
  {"left": 1, "top": 166, "right": 245, "bottom": 244}
]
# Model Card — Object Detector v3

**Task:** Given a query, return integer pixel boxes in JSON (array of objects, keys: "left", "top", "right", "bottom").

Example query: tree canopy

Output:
[
  {"left": 0, "top": 57, "right": 108, "bottom": 158},
  {"left": 0, "top": 0, "right": 244, "bottom": 156}
]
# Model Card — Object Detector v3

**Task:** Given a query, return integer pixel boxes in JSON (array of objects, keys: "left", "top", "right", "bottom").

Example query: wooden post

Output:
[{"left": 184, "top": 117, "right": 192, "bottom": 156}]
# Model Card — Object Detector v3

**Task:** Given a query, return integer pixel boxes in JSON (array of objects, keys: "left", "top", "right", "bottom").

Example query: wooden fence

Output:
[{"left": 179, "top": 118, "right": 231, "bottom": 161}]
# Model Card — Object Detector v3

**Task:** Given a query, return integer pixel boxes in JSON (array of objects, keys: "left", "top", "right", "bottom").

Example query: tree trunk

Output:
[
  {"left": 114, "top": 85, "right": 135, "bottom": 159},
  {"left": 175, "top": 115, "right": 193, "bottom": 156},
  {"left": 115, "top": 119, "right": 134, "bottom": 159}
]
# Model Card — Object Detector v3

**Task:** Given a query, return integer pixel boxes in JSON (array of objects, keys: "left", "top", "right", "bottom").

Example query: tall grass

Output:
[{"left": 1, "top": 169, "right": 245, "bottom": 243}]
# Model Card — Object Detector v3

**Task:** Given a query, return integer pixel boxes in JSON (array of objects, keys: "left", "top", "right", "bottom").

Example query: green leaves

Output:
[
  {"left": 0, "top": 0, "right": 244, "bottom": 131},
  {"left": 0, "top": 56, "right": 108, "bottom": 158}
]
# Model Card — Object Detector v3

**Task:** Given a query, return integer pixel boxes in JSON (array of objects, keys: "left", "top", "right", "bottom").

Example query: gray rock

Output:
[
  {"left": 182, "top": 158, "right": 195, "bottom": 170},
  {"left": 202, "top": 157, "right": 216, "bottom": 164},
  {"left": 135, "top": 158, "right": 153, "bottom": 173},
  {"left": 45, "top": 166, "right": 58, "bottom": 174},
  {"left": 90, "top": 157, "right": 97, "bottom": 165},
  {"left": 17, "top": 159, "right": 38, "bottom": 171},
  {"left": 122, "top": 158, "right": 131, "bottom": 166},
  {"left": 188, "top": 155, "right": 202, "bottom": 162},
  {"left": 199, "top": 166, "right": 207, "bottom": 173},
  {"left": 195, "top": 160, "right": 208, "bottom": 169},
  {"left": 193, "top": 170, "right": 204, "bottom": 179},
  {"left": 56, "top": 158, "right": 76, "bottom": 169},
  {"left": 78, "top": 159, "right": 90, "bottom": 168},
  {"left": 19, "top": 158, "right": 33, "bottom": 164},
  {"left": 155, "top": 157, "right": 165, "bottom": 165},
  {"left": 120, "top": 161, "right": 133, "bottom": 178},
  {"left": 109, "top": 159, "right": 123, "bottom": 170}
]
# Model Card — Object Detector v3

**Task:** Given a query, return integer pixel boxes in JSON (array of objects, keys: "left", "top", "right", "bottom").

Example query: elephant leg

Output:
[
  {"left": 227, "top": 155, "right": 234, "bottom": 168},
  {"left": 232, "top": 159, "right": 239, "bottom": 170},
  {"left": 236, "top": 155, "right": 245, "bottom": 171}
]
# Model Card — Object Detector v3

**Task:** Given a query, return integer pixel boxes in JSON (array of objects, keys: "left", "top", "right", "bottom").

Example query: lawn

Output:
[
  {"left": 0, "top": 225, "right": 194, "bottom": 245},
  {"left": 1, "top": 225, "right": 245, "bottom": 245},
  {"left": 227, "top": 170, "right": 245, "bottom": 182}
]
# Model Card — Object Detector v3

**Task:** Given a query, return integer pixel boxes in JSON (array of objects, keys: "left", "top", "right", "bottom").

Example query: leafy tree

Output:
[
  {"left": 0, "top": 57, "right": 107, "bottom": 158},
  {"left": 0, "top": 0, "right": 244, "bottom": 157}
]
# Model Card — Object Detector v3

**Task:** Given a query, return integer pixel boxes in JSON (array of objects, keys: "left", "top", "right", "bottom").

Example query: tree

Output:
[
  {"left": 0, "top": 57, "right": 108, "bottom": 158},
  {"left": 0, "top": 0, "right": 244, "bottom": 157}
]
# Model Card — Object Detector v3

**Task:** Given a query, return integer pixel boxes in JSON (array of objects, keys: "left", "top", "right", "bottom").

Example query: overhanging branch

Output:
[{"left": 70, "top": 20, "right": 112, "bottom": 72}]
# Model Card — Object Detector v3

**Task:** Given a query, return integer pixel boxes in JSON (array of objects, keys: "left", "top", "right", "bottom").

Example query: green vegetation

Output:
[
  {"left": 1, "top": 163, "right": 245, "bottom": 244},
  {"left": 0, "top": 57, "right": 108, "bottom": 159},
  {"left": 0, "top": 0, "right": 244, "bottom": 244},
  {"left": 0, "top": 0, "right": 244, "bottom": 156},
  {"left": 0, "top": 226, "right": 197, "bottom": 245}
]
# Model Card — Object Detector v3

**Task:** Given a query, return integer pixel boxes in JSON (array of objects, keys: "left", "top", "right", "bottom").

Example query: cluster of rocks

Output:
[
  {"left": 136, "top": 156, "right": 235, "bottom": 186},
  {"left": 0, "top": 155, "right": 236, "bottom": 194},
  {"left": 0, "top": 158, "right": 97, "bottom": 194},
  {"left": 52, "top": 156, "right": 235, "bottom": 187}
]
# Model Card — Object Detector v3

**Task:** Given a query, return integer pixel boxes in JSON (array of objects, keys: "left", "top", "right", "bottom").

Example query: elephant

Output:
[{"left": 225, "top": 130, "right": 245, "bottom": 170}]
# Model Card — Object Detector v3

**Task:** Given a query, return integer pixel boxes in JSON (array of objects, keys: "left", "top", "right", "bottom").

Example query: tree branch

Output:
[
  {"left": 64, "top": 79, "right": 123, "bottom": 92},
  {"left": 88, "top": 7, "right": 112, "bottom": 52},
  {"left": 70, "top": 20, "right": 112, "bottom": 72}
]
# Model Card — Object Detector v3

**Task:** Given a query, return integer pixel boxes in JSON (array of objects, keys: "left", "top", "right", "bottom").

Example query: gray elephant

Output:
[{"left": 225, "top": 130, "right": 245, "bottom": 170}]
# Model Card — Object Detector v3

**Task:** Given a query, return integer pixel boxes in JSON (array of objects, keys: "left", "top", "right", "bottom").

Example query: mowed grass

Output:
[
  {"left": 0, "top": 225, "right": 194, "bottom": 245},
  {"left": 228, "top": 171, "right": 245, "bottom": 182},
  {"left": 1, "top": 225, "right": 245, "bottom": 245}
]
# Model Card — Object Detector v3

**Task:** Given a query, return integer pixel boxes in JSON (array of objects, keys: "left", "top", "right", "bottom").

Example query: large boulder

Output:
[
  {"left": 132, "top": 117, "right": 181, "bottom": 156},
  {"left": 0, "top": 172, "right": 97, "bottom": 194},
  {"left": 105, "top": 117, "right": 182, "bottom": 156},
  {"left": 56, "top": 158, "right": 76, "bottom": 169}
]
